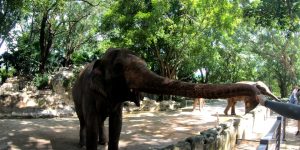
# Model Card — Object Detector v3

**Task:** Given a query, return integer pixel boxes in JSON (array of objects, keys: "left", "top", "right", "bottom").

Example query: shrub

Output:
[
  {"left": 33, "top": 73, "right": 49, "bottom": 90},
  {"left": 0, "top": 67, "right": 16, "bottom": 83}
]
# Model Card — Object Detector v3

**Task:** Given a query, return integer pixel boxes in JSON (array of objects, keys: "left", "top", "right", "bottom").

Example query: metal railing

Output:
[{"left": 257, "top": 116, "right": 285, "bottom": 150}]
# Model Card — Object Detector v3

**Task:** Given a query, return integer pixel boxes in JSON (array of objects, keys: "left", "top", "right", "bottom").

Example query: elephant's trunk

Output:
[
  {"left": 124, "top": 56, "right": 260, "bottom": 99},
  {"left": 262, "top": 91, "right": 279, "bottom": 101}
]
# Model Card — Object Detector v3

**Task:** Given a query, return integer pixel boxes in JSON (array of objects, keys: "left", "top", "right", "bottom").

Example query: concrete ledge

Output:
[{"left": 158, "top": 106, "right": 269, "bottom": 150}]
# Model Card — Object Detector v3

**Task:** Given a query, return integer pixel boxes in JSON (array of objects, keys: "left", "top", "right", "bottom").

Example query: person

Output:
[
  {"left": 288, "top": 86, "right": 300, "bottom": 135},
  {"left": 257, "top": 92, "right": 300, "bottom": 129},
  {"left": 193, "top": 98, "right": 205, "bottom": 111}
]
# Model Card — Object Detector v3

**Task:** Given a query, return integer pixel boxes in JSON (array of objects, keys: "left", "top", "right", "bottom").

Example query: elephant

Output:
[
  {"left": 72, "top": 48, "right": 268, "bottom": 150},
  {"left": 224, "top": 81, "right": 279, "bottom": 115}
]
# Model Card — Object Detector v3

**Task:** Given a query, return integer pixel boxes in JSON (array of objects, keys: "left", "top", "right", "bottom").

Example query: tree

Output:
[
  {"left": 243, "top": 0, "right": 300, "bottom": 97},
  {"left": 101, "top": 0, "right": 243, "bottom": 81},
  {"left": 0, "top": 0, "right": 23, "bottom": 48},
  {"left": 5, "top": 0, "right": 105, "bottom": 75}
]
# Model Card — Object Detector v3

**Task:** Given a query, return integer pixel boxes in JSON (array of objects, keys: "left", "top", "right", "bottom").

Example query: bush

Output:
[
  {"left": 0, "top": 67, "right": 16, "bottom": 83},
  {"left": 33, "top": 73, "right": 49, "bottom": 89}
]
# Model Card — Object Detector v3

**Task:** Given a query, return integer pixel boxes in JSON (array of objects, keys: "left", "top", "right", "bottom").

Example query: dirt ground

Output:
[{"left": 0, "top": 100, "right": 253, "bottom": 150}]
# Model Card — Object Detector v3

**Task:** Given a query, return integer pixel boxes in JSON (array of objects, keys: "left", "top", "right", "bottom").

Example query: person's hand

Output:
[{"left": 256, "top": 94, "right": 267, "bottom": 106}]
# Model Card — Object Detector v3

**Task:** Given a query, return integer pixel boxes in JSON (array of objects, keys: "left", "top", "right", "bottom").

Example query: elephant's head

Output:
[
  {"left": 91, "top": 48, "right": 265, "bottom": 106},
  {"left": 237, "top": 81, "right": 279, "bottom": 114},
  {"left": 91, "top": 50, "right": 142, "bottom": 106},
  {"left": 237, "top": 81, "right": 279, "bottom": 101},
  {"left": 244, "top": 97, "right": 259, "bottom": 114}
]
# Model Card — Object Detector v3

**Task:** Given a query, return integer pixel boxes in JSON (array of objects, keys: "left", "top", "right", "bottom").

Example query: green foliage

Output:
[
  {"left": 33, "top": 73, "right": 49, "bottom": 90},
  {"left": 1, "top": 0, "right": 300, "bottom": 98},
  {"left": 7, "top": 33, "right": 40, "bottom": 76},
  {"left": 0, "top": 67, "right": 15, "bottom": 83},
  {"left": 101, "top": 0, "right": 243, "bottom": 81},
  {"left": 0, "top": 0, "right": 23, "bottom": 40},
  {"left": 244, "top": 0, "right": 300, "bottom": 31}
]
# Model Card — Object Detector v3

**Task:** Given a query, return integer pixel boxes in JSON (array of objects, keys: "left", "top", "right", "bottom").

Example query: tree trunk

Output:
[{"left": 39, "top": 11, "right": 54, "bottom": 73}]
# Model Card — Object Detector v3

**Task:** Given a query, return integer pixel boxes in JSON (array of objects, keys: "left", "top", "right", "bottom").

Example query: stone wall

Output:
[
  {"left": 157, "top": 106, "right": 269, "bottom": 150},
  {"left": 0, "top": 68, "right": 75, "bottom": 118},
  {"left": 123, "top": 98, "right": 182, "bottom": 112}
]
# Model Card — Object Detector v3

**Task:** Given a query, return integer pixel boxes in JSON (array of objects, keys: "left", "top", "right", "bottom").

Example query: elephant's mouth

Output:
[{"left": 129, "top": 89, "right": 143, "bottom": 107}]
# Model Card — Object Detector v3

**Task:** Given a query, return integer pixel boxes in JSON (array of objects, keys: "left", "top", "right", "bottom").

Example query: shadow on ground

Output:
[{"left": 0, "top": 100, "right": 252, "bottom": 150}]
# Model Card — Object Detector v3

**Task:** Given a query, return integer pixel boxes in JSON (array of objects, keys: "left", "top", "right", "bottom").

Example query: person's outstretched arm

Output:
[{"left": 258, "top": 95, "right": 300, "bottom": 120}]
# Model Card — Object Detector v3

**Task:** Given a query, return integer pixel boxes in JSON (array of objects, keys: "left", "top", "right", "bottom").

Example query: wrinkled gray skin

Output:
[{"left": 72, "top": 48, "right": 268, "bottom": 150}]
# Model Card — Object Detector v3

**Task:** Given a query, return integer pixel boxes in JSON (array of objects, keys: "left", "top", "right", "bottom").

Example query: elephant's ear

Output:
[
  {"left": 256, "top": 84, "right": 267, "bottom": 93},
  {"left": 90, "top": 59, "right": 107, "bottom": 97},
  {"left": 92, "top": 59, "right": 103, "bottom": 76}
]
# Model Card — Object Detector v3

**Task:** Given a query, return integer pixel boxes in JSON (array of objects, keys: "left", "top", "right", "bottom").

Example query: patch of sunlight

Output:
[
  {"left": 140, "top": 112, "right": 156, "bottom": 117},
  {"left": 286, "top": 125, "right": 298, "bottom": 133},
  {"left": 170, "top": 113, "right": 180, "bottom": 117},
  {"left": 52, "top": 128, "right": 64, "bottom": 133},
  {"left": 153, "top": 134, "right": 164, "bottom": 138},
  {"left": 20, "top": 128, "right": 33, "bottom": 132},
  {"left": 0, "top": 136, "right": 8, "bottom": 141},
  {"left": 144, "top": 140, "right": 160, "bottom": 145},
  {"left": 20, "top": 121, "right": 32, "bottom": 125},
  {"left": 130, "top": 136, "right": 147, "bottom": 142},
  {"left": 118, "top": 140, "right": 131, "bottom": 147},
  {"left": 122, "top": 130, "right": 133, "bottom": 134},
  {"left": 28, "top": 137, "right": 49, "bottom": 143},
  {"left": 174, "top": 127, "right": 189, "bottom": 131},
  {"left": 8, "top": 133, "right": 14, "bottom": 136},
  {"left": 6, "top": 141, "right": 21, "bottom": 150},
  {"left": 24, "top": 137, "right": 51, "bottom": 149},
  {"left": 130, "top": 119, "right": 145, "bottom": 122},
  {"left": 153, "top": 130, "right": 161, "bottom": 134},
  {"left": 132, "top": 124, "right": 145, "bottom": 127}
]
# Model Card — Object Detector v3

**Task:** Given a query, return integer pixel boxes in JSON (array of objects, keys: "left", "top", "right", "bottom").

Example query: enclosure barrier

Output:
[
  {"left": 257, "top": 116, "right": 284, "bottom": 150},
  {"left": 157, "top": 105, "right": 281, "bottom": 150}
]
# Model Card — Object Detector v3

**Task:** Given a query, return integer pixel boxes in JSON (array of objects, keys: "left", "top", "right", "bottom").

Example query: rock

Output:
[
  {"left": 49, "top": 67, "right": 74, "bottom": 106},
  {"left": 160, "top": 141, "right": 191, "bottom": 150},
  {"left": 159, "top": 100, "right": 180, "bottom": 111},
  {"left": 0, "top": 77, "right": 28, "bottom": 95},
  {"left": 123, "top": 101, "right": 140, "bottom": 112},
  {"left": 140, "top": 99, "right": 159, "bottom": 111},
  {"left": 186, "top": 135, "right": 205, "bottom": 150}
]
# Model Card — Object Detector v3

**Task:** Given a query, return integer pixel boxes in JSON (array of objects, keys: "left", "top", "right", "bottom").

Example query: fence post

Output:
[
  {"left": 276, "top": 116, "right": 282, "bottom": 150},
  {"left": 282, "top": 117, "right": 286, "bottom": 141},
  {"left": 257, "top": 116, "right": 283, "bottom": 150}
]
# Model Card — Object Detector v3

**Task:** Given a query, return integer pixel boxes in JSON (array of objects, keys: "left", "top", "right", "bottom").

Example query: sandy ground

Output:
[
  {"left": 280, "top": 119, "right": 300, "bottom": 150},
  {"left": 1, "top": 100, "right": 291, "bottom": 150}
]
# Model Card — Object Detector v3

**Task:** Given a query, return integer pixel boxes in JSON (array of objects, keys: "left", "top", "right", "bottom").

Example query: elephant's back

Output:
[{"left": 72, "top": 62, "right": 95, "bottom": 104}]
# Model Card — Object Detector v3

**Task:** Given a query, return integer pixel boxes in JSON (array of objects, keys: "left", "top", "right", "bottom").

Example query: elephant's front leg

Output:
[
  {"left": 86, "top": 111, "right": 98, "bottom": 150},
  {"left": 79, "top": 116, "right": 86, "bottom": 147},
  {"left": 108, "top": 106, "right": 123, "bottom": 150},
  {"left": 98, "top": 117, "right": 107, "bottom": 145},
  {"left": 224, "top": 99, "right": 231, "bottom": 115},
  {"left": 231, "top": 101, "right": 237, "bottom": 115}
]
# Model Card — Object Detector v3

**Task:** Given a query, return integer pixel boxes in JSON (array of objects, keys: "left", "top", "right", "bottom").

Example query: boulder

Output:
[
  {"left": 159, "top": 100, "right": 181, "bottom": 111},
  {"left": 49, "top": 67, "right": 74, "bottom": 106},
  {"left": 140, "top": 99, "right": 159, "bottom": 111}
]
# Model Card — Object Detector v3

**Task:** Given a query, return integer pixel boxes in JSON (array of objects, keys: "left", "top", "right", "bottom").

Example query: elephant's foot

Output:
[
  {"left": 79, "top": 142, "right": 85, "bottom": 148},
  {"left": 98, "top": 139, "right": 108, "bottom": 145},
  {"left": 231, "top": 113, "right": 236, "bottom": 115},
  {"left": 224, "top": 110, "right": 228, "bottom": 115}
]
